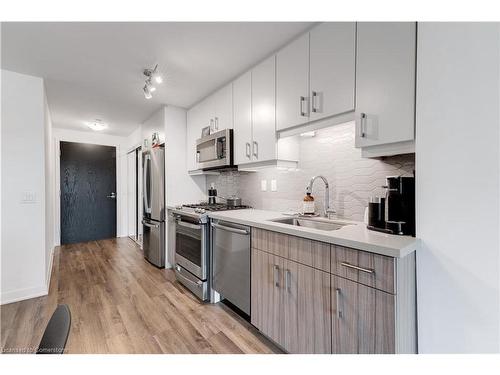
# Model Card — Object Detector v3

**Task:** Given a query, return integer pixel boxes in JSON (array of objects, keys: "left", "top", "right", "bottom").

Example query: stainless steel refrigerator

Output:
[{"left": 142, "top": 146, "right": 165, "bottom": 268}]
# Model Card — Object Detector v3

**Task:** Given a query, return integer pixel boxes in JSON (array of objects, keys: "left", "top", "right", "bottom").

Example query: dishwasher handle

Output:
[{"left": 211, "top": 222, "right": 249, "bottom": 235}]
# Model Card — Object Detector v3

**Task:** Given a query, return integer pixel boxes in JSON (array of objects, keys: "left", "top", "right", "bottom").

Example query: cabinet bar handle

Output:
[
  {"left": 359, "top": 113, "right": 367, "bottom": 138},
  {"left": 215, "top": 117, "right": 219, "bottom": 130},
  {"left": 340, "top": 261, "right": 375, "bottom": 274},
  {"left": 273, "top": 265, "right": 280, "bottom": 287},
  {"left": 335, "top": 288, "right": 342, "bottom": 319},
  {"left": 253, "top": 141, "right": 258, "bottom": 159},
  {"left": 210, "top": 118, "right": 214, "bottom": 132},
  {"left": 245, "top": 142, "right": 251, "bottom": 158},
  {"left": 285, "top": 269, "right": 291, "bottom": 293},
  {"left": 300, "top": 96, "right": 309, "bottom": 117},
  {"left": 311, "top": 91, "right": 319, "bottom": 113}
]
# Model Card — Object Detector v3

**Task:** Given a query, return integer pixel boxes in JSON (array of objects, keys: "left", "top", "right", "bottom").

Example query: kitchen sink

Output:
[{"left": 269, "top": 217, "right": 352, "bottom": 231}]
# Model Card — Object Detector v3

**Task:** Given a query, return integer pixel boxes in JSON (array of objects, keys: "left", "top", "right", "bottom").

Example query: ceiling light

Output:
[
  {"left": 153, "top": 72, "right": 163, "bottom": 84},
  {"left": 87, "top": 119, "right": 107, "bottom": 131},
  {"left": 143, "top": 85, "right": 152, "bottom": 99},
  {"left": 146, "top": 79, "right": 156, "bottom": 92},
  {"left": 142, "top": 64, "right": 163, "bottom": 99}
]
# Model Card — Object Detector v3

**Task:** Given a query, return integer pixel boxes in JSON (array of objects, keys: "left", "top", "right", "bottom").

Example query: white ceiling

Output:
[{"left": 1, "top": 22, "right": 315, "bottom": 136}]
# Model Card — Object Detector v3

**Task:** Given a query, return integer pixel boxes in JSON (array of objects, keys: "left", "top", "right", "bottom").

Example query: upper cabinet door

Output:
[
  {"left": 355, "top": 22, "right": 416, "bottom": 148},
  {"left": 276, "top": 33, "right": 310, "bottom": 131},
  {"left": 309, "top": 22, "right": 356, "bottom": 121},
  {"left": 252, "top": 55, "right": 277, "bottom": 162},
  {"left": 233, "top": 71, "right": 252, "bottom": 165},
  {"left": 213, "top": 83, "right": 233, "bottom": 131}
]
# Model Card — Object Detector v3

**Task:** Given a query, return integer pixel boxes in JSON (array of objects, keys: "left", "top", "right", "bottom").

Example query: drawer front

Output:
[
  {"left": 288, "top": 236, "right": 330, "bottom": 272},
  {"left": 252, "top": 228, "right": 330, "bottom": 272},
  {"left": 252, "top": 228, "right": 289, "bottom": 258},
  {"left": 331, "top": 245, "right": 395, "bottom": 294}
]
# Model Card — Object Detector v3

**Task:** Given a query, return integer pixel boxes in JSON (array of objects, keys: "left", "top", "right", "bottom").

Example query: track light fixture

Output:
[
  {"left": 142, "top": 64, "right": 163, "bottom": 99},
  {"left": 143, "top": 84, "right": 152, "bottom": 99}
]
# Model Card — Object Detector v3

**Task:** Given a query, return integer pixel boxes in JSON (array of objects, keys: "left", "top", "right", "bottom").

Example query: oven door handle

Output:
[
  {"left": 211, "top": 222, "right": 249, "bottom": 235},
  {"left": 176, "top": 220, "right": 202, "bottom": 230}
]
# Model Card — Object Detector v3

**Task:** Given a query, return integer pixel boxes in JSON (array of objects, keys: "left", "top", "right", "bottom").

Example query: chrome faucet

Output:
[{"left": 306, "top": 175, "right": 336, "bottom": 219}]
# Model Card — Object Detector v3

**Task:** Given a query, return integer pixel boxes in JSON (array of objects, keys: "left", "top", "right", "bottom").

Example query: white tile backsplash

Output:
[{"left": 207, "top": 121, "right": 415, "bottom": 221}]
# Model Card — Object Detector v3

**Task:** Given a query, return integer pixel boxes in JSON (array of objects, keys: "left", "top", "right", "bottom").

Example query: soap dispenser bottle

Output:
[{"left": 302, "top": 192, "right": 315, "bottom": 215}]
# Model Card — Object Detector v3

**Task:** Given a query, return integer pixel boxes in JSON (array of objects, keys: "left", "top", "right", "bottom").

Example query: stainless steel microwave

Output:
[{"left": 196, "top": 128, "right": 233, "bottom": 170}]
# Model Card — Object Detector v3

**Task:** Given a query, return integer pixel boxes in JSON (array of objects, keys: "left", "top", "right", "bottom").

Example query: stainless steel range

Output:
[{"left": 172, "top": 203, "right": 250, "bottom": 301}]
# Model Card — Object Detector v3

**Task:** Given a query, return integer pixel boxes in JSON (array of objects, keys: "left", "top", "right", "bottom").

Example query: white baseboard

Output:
[{"left": 0, "top": 285, "right": 48, "bottom": 305}]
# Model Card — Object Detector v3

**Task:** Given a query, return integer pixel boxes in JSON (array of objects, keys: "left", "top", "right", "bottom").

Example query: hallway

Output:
[{"left": 0, "top": 238, "right": 279, "bottom": 354}]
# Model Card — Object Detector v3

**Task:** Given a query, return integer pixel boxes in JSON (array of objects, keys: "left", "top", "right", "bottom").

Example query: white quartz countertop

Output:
[{"left": 206, "top": 209, "right": 418, "bottom": 258}]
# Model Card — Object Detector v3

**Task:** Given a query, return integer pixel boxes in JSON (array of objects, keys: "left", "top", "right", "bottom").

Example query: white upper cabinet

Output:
[
  {"left": 355, "top": 22, "right": 416, "bottom": 149},
  {"left": 276, "top": 33, "right": 310, "bottom": 131},
  {"left": 233, "top": 71, "right": 252, "bottom": 165},
  {"left": 213, "top": 83, "right": 233, "bottom": 131},
  {"left": 309, "top": 22, "right": 356, "bottom": 121},
  {"left": 251, "top": 55, "right": 277, "bottom": 162}
]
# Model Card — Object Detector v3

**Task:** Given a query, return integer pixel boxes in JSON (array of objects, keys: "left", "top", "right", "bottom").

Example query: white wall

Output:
[
  {"left": 1, "top": 70, "right": 49, "bottom": 304},
  {"left": 164, "top": 105, "right": 206, "bottom": 206},
  {"left": 52, "top": 128, "right": 129, "bottom": 241},
  {"left": 416, "top": 23, "right": 500, "bottom": 353}
]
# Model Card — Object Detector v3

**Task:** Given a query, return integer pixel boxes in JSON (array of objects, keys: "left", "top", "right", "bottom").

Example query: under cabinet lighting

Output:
[{"left": 300, "top": 131, "right": 316, "bottom": 137}]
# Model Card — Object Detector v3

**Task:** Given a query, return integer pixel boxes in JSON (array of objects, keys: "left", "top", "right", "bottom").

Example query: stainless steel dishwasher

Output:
[{"left": 211, "top": 219, "right": 251, "bottom": 315}]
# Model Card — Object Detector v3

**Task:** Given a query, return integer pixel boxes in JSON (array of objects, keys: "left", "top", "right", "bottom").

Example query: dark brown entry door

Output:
[{"left": 60, "top": 141, "right": 117, "bottom": 244}]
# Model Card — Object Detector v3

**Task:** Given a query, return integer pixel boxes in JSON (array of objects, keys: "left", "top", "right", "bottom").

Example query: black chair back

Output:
[{"left": 36, "top": 304, "right": 71, "bottom": 354}]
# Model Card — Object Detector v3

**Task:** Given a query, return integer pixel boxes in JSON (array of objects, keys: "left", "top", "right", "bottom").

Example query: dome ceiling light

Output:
[{"left": 87, "top": 119, "right": 107, "bottom": 131}]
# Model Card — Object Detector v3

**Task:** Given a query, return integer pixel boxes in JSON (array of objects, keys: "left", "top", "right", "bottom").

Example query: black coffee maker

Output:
[{"left": 368, "top": 175, "right": 415, "bottom": 236}]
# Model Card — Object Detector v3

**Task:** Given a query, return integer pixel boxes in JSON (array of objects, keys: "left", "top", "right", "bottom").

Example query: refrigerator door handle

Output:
[
  {"left": 142, "top": 220, "right": 159, "bottom": 228},
  {"left": 143, "top": 154, "right": 151, "bottom": 213}
]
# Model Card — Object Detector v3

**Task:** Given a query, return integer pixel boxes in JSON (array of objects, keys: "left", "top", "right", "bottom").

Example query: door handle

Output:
[
  {"left": 107, "top": 192, "right": 116, "bottom": 199},
  {"left": 143, "top": 154, "right": 151, "bottom": 213},
  {"left": 285, "top": 269, "right": 291, "bottom": 293},
  {"left": 335, "top": 288, "right": 343, "bottom": 319},
  {"left": 359, "top": 113, "right": 367, "bottom": 138},
  {"left": 142, "top": 220, "right": 159, "bottom": 228},
  {"left": 211, "top": 222, "right": 249, "bottom": 235},
  {"left": 340, "top": 262, "right": 374, "bottom": 274},
  {"left": 273, "top": 265, "right": 280, "bottom": 287},
  {"left": 311, "top": 91, "right": 319, "bottom": 113},
  {"left": 245, "top": 142, "right": 251, "bottom": 159},
  {"left": 252, "top": 141, "right": 258, "bottom": 159},
  {"left": 300, "top": 96, "right": 309, "bottom": 117}
]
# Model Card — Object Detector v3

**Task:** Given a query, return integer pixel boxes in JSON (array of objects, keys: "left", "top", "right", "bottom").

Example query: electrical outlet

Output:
[
  {"left": 21, "top": 191, "right": 37, "bottom": 204},
  {"left": 271, "top": 179, "right": 277, "bottom": 192},
  {"left": 261, "top": 180, "right": 267, "bottom": 192}
]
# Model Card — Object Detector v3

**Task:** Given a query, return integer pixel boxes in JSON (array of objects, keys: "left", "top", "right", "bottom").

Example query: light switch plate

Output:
[
  {"left": 271, "top": 179, "right": 277, "bottom": 192},
  {"left": 261, "top": 180, "right": 267, "bottom": 191}
]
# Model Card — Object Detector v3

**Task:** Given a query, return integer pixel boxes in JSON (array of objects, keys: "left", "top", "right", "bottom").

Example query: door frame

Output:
[{"left": 54, "top": 135, "right": 123, "bottom": 246}]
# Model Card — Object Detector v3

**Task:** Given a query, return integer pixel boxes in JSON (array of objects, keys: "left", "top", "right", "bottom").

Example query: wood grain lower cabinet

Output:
[
  {"left": 332, "top": 275, "right": 395, "bottom": 354},
  {"left": 251, "top": 248, "right": 331, "bottom": 353},
  {"left": 284, "top": 259, "right": 331, "bottom": 353},
  {"left": 250, "top": 228, "right": 416, "bottom": 354},
  {"left": 251, "top": 249, "right": 285, "bottom": 347}
]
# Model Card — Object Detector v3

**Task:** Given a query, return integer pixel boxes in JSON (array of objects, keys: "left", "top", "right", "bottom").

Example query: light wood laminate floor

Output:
[{"left": 1, "top": 238, "right": 280, "bottom": 354}]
